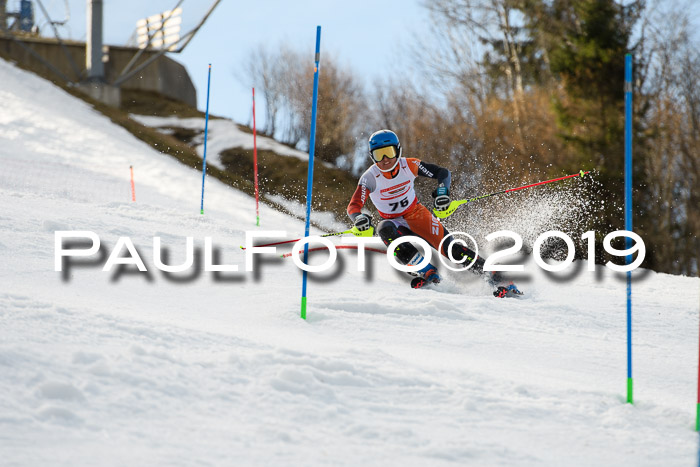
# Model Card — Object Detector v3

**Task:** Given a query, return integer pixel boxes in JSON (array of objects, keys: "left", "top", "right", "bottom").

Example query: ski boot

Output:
[
  {"left": 407, "top": 253, "right": 441, "bottom": 289},
  {"left": 493, "top": 281, "right": 524, "bottom": 298}
]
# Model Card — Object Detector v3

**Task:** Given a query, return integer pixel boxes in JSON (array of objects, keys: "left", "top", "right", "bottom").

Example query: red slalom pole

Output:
[
  {"left": 253, "top": 87, "right": 260, "bottom": 226},
  {"left": 130, "top": 165, "right": 136, "bottom": 202}
]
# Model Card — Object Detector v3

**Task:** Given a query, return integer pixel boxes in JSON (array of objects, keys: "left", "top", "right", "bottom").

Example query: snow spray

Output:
[
  {"left": 433, "top": 171, "right": 590, "bottom": 220},
  {"left": 448, "top": 173, "right": 596, "bottom": 260}
]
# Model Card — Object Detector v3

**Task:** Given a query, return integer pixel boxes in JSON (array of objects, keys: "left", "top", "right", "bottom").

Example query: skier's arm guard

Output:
[
  {"left": 347, "top": 176, "right": 374, "bottom": 222},
  {"left": 417, "top": 161, "right": 451, "bottom": 191}
]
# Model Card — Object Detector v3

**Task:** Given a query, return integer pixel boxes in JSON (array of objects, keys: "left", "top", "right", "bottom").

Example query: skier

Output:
[{"left": 346, "top": 129, "right": 521, "bottom": 297}]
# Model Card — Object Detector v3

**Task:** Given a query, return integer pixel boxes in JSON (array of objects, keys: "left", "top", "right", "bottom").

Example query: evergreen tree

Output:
[{"left": 525, "top": 0, "right": 645, "bottom": 234}]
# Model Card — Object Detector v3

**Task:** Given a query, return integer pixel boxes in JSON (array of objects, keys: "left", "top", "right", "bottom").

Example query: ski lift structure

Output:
[
  {"left": 0, "top": 0, "right": 82, "bottom": 83},
  {"left": 1, "top": 0, "right": 71, "bottom": 37},
  {"left": 1, "top": 0, "right": 36, "bottom": 33},
  {"left": 128, "top": 5, "right": 183, "bottom": 51}
]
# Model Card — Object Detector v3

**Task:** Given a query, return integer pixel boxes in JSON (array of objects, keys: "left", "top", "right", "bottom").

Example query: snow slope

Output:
[{"left": 1, "top": 57, "right": 700, "bottom": 466}]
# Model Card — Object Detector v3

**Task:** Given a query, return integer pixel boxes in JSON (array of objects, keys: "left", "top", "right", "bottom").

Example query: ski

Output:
[
  {"left": 410, "top": 270, "right": 523, "bottom": 297},
  {"left": 410, "top": 269, "right": 441, "bottom": 289},
  {"left": 494, "top": 282, "right": 524, "bottom": 298},
  {"left": 411, "top": 276, "right": 430, "bottom": 289}
]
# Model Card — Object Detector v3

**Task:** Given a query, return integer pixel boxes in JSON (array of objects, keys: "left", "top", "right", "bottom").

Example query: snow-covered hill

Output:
[{"left": 1, "top": 57, "right": 699, "bottom": 466}]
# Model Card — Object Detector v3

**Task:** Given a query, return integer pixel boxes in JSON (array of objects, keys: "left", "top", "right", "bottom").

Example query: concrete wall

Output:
[{"left": 0, "top": 35, "right": 197, "bottom": 107}]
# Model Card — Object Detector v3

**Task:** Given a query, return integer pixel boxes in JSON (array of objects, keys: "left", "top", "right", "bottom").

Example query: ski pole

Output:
[
  {"left": 433, "top": 170, "right": 590, "bottom": 219},
  {"left": 239, "top": 226, "right": 374, "bottom": 250},
  {"left": 280, "top": 244, "right": 386, "bottom": 258}
]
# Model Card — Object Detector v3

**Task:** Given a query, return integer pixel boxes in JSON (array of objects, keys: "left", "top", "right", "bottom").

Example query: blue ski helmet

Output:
[{"left": 368, "top": 129, "right": 402, "bottom": 172}]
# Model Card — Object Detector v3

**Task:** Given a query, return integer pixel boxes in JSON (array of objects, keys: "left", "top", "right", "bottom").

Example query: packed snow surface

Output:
[{"left": 1, "top": 58, "right": 699, "bottom": 466}]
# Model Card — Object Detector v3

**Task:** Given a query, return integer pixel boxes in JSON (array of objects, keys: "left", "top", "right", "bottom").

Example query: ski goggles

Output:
[{"left": 371, "top": 146, "right": 398, "bottom": 162}]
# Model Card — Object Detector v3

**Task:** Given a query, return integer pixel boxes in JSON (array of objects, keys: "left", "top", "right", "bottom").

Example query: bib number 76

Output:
[{"left": 389, "top": 198, "right": 410, "bottom": 212}]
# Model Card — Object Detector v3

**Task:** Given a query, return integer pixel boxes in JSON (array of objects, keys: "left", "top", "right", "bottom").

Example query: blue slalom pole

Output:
[
  {"left": 624, "top": 54, "right": 633, "bottom": 404},
  {"left": 300, "top": 26, "right": 322, "bottom": 320},
  {"left": 200, "top": 64, "right": 212, "bottom": 215}
]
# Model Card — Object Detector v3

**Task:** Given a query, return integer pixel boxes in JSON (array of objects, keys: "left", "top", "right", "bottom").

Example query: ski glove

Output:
[
  {"left": 353, "top": 213, "right": 373, "bottom": 232},
  {"left": 432, "top": 184, "right": 451, "bottom": 211}
]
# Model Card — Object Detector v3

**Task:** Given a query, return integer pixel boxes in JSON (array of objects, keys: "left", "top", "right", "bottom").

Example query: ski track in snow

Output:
[{"left": 1, "top": 57, "right": 700, "bottom": 466}]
